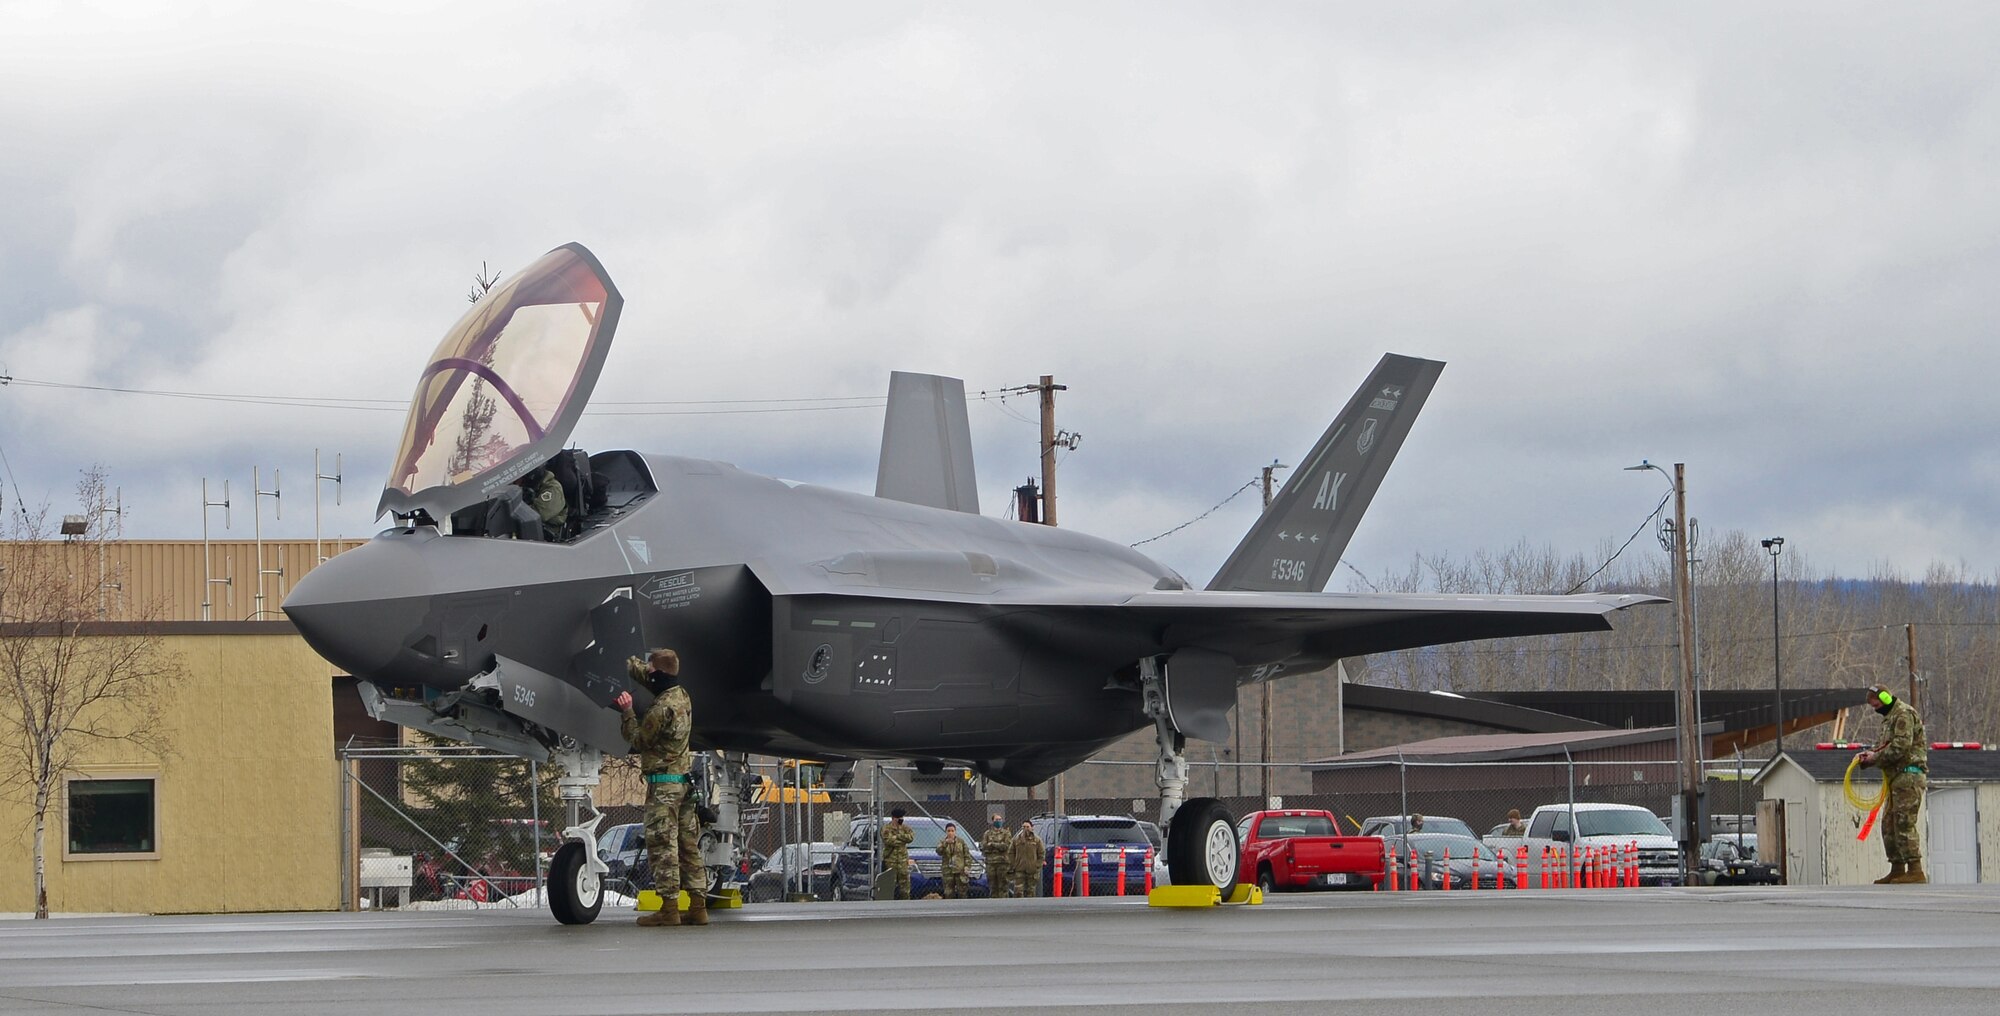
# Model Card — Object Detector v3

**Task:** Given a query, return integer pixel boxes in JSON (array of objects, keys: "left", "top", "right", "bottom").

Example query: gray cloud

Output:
[{"left": 3, "top": 2, "right": 1997, "bottom": 587}]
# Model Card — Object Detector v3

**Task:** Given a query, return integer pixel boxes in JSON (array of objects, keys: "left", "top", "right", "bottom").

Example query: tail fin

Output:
[
  {"left": 875, "top": 371, "right": 980, "bottom": 513},
  {"left": 1206, "top": 354, "right": 1444, "bottom": 592}
]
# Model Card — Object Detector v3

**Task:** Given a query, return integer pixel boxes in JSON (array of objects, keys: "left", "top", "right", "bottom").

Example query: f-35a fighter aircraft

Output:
[{"left": 285, "top": 243, "right": 1659, "bottom": 923}]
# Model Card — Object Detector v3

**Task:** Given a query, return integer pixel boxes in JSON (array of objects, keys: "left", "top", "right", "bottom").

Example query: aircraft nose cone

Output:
[{"left": 283, "top": 536, "right": 435, "bottom": 678}]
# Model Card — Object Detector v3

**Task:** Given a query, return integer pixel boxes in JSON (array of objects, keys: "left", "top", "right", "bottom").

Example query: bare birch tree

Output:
[{"left": 0, "top": 467, "right": 185, "bottom": 918}]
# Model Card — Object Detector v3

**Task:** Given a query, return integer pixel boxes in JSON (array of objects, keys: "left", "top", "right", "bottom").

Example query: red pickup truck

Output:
[{"left": 1236, "top": 809, "right": 1386, "bottom": 892}]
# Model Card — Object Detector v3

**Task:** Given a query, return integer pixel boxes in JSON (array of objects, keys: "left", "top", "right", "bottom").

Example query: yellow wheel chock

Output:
[
  {"left": 635, "top": 887, "right": 745, "bottom": 912},
  {"left": 1147, "top": 883, "right": 1263, "bottom": 908}
]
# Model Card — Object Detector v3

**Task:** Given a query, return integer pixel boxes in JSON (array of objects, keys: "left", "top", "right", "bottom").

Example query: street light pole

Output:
[
  {"left": 1628, "top": 460, "right": 1702, "bottom": 876},
  {"left": 1761, "top": 537, "right": 1785, "bottom": 754}
]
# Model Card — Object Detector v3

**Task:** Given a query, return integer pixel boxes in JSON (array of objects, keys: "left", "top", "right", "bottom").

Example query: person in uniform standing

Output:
[
  {"left": 937, "top": 822, "right": 970, "bottom": 899},
  {"left": 881, "top": 808, "right": 915, "bottom": 900},
  {"left": 1501, "top": 809, "right": 1526, "bottom": 836},
  {"left": 1857, "top": 684, "right": 1929, "bottom": 884},
  {"left": 614, "top": 649, "right": 707, "bottom": 927},
  {"left": 980, "top": 814, "right": 1014, "bottom": 898},
  {"left": 1009, "top": 820, "right": 1046, "bottom": 898}
]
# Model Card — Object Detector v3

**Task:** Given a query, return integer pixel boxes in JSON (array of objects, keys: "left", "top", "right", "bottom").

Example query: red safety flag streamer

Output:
[{"left": 1858, "top": 804, "right": 1881, "bottom": 841}]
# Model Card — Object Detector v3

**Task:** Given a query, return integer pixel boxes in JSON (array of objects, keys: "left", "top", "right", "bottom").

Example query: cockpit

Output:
[
  {"left": 442, "top": 447, "right": 655, "bottom": 543},
  {"left": 374, "top": 243, "right": 656, "bottom": 539}
]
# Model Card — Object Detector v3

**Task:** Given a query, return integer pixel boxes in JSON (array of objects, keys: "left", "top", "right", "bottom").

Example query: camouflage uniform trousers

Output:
[
  {"left": 644, "top": 781, "right": 707, "bottom": 899},
  {"left": 985, "top": 861, "right": 1012, "bottom": 898},
  {"left": 1884, "top": 769, "right": 1927, "bottom": 865},
  {"left": 886, "top": 857, "right": 912, "bottom": 900},
  {"left": 1011, "top": 866, "right": 1043, "bottom": 898},
  {"left": 940, "top": 871, "right": 968, "bottom": 899}
]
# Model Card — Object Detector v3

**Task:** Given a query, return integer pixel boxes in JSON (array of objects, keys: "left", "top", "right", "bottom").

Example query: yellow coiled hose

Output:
[{"left": 1843, "top": 753, "right": 1887, "bottom": 811}]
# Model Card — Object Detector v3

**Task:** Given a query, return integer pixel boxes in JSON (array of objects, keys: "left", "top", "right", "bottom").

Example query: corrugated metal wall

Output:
[{"left": 7, "top": 539, "right": 368, "bottom": 621}]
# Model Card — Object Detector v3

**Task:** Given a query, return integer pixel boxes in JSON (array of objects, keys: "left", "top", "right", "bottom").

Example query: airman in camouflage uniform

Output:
[
  {"left": 615, "top": 649, "right": 707, "bottom": 927},
  {"left": 1009, "top": 821, "right": 1046, "bottom": 898},
  {"left": 881, "top": 809, "right": 915, "bottom": 900},
  {"left": 979, "top": 815, "right": 1014, "bottom": 898},
  {"left": 937, "top": 823, "right": 971, "bottom": 899},
  {"left": 1858, "top": 684, "right": 1928, "bottom": 884}
]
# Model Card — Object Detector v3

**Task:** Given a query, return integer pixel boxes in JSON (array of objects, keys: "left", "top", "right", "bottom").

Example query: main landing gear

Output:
[{"left": 1139, "top": 656, "right": 1241, "bottom": 891}]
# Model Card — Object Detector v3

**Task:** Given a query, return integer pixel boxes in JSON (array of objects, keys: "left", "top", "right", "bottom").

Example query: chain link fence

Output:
[
  {"left": 336, "top": 748, "right": 1772, "bottom": 909},
  {"left": 341, "top": 743, "right": 566, "bottom": 909}
]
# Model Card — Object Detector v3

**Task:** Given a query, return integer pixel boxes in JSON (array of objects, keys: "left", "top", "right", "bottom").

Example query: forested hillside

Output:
[{"left": 1348, "top": 530, "right": 1998, "bottom": 743}]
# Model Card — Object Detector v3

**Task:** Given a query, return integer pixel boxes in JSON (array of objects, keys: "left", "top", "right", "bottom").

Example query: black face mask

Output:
[{"left": 648, "top": 669, "right": 679, "bottom": 694}]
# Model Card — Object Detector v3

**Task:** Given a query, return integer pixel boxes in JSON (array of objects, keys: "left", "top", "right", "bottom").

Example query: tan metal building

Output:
[
  {"left": 10, "top": 538, "right": 369, "bottom": 623},
  {"left": 0, "top": 623, "right": 342, "bottom": 914}
]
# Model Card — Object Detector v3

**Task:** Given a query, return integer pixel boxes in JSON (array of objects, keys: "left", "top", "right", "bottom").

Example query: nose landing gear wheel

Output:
[
  {"left": 1166, "top": 797, "right": 1239, "bottom": 891},
  {"left": 550, "top": 840, "right": 603, "bottom": 925}
]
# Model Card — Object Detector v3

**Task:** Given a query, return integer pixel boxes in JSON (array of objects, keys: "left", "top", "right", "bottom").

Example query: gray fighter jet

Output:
[{"left": 285, "top": 242, "right": 1660, "bottom": 923}]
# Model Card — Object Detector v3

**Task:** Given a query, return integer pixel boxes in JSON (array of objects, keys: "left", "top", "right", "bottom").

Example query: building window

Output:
[{"left": 65, "top": 776, "right": 158, "bottom": 858}]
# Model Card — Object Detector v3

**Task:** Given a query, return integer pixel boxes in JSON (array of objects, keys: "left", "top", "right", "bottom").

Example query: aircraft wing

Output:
[
  {"left": 1110, "top": 588, "right": 1664, "bottom": 661},
  {"left": 763, "top": 574, "right": 1659, "bottom": 744}
]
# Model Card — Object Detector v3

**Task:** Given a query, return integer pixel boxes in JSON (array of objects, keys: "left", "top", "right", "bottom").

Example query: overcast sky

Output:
[{"left": 3, "top": 2, "right": 1996, "bottom": 590}]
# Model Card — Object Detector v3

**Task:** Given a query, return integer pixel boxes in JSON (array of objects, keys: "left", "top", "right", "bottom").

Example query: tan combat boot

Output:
[
  {"left": 1874, "top": 862, "right": 1905, "bottom": 885},
  {"left": 636, "top": 895, "right": 681, "bottom": 927},
  {"left": 685, "top": 892, "right": 709, "bottom": 927},
  {"left": 1889, "top": 862, "right": 1927, "bottom": 884}
]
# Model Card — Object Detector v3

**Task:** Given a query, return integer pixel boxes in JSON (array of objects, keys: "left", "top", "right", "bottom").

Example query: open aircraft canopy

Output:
[{"left": 377, "top": 243, "right": 623, "bottom": 521}]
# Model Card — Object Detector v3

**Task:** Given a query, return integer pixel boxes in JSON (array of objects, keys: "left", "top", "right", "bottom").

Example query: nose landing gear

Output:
[{"left": 550, "top": 747, "right": 607, "bottom": 925}]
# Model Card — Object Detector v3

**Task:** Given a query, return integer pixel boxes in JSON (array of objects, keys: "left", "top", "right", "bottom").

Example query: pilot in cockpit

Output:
[{"left": 517, "top": 467, "right": 567, "bottom": 541}]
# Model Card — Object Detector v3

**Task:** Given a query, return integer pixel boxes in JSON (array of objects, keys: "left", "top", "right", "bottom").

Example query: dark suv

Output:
[
  {"left": 1029, "top": 814, "right": 1155, "bottom": 896},
  {"left": 831, "top": 815, "right": 989, "bottom": 899}
]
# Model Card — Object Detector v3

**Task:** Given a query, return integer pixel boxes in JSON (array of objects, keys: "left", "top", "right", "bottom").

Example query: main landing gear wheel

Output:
[
  {"left": 549, "top": 840, "right": 603, "bottom": 925},
  {"left": 1167, "top": 797, "right": 1239, "bottom": 890}
]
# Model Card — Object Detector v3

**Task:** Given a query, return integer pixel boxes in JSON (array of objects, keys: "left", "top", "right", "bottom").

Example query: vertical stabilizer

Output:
[
  {"left": 875, "top": 371, "right": 980, "bottom": 513},
  {"left": 1206, "top": 354, "right": 1444, "bottom": 592}
]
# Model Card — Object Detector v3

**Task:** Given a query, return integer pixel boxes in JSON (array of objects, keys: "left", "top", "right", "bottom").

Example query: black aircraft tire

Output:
[
  {"left": 549, "top": 841, "right": 603, "bottom": 926},
  {"left": 1167, "top": 797, "right": 1239, "bottom": 890}
]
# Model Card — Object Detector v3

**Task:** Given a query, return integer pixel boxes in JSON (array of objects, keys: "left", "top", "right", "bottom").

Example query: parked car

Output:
[
  {"left": 831, "top": 815, "right": 988, "bottom": 899},
  {"left": 747, "top": 841, "right": 840, "bottom": 902},
  {"left": 1698, "top": 838, "right": 1781, "bottom": 886},
  {"left": 1360, "top": 814, "right": 1477, "bottom": 839},
  {"left": 1484, "top": 803, "right": 1683, "bottom": 887},
  {"left": 596, "top": 822, "right": 647, "bottom": 893},
  {"left": 1236, "top": 809, "right": 1386, "bottom": 892},
  {"left": 595, "top": 821, "right": 761, "bottom": 897},
  {"left": 1383, "top": 832, "right": 1514, "bottom": 889},
  {"left": 1030, "top": 814, "right": 1156, "bottom": 896}
]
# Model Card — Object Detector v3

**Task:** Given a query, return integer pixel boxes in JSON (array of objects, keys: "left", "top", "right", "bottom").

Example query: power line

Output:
[
  {"left": 3, "top": 374, "right": 1023, "bottom": 418},
  {"left": 1564, "top": 489, "right": 1673, "bottom": 594},
  {"left": 1130, "top": 479, "right": 1259, "bottom": 548}
]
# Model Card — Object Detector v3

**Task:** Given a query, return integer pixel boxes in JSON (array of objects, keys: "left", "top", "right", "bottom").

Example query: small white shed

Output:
[{"left": 1753, "top": 748, "right": 2000, "bottom": 885}]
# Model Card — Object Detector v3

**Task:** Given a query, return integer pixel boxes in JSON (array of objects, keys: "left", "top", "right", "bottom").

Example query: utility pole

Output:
[
  {"left": 1672, "top": 464, "right": 1701, "bottom": 874},
  {"left": 1033, "top": 375, "right": 1078, "bottom": 816},
  {"left": 1906, "top": 623, "right": 1920, "bottom": 713},
  {"left": 1258, "top": 460, "right": 1287, "bottom": 806},
  {"left": 1037, "top": 375, "right": 1076, "bottom": 527}
]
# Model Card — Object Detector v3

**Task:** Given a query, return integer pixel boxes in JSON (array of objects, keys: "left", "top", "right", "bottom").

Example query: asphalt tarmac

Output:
[{"left": 3, "top": 884, "right": 1999, "bottom": 1015}]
